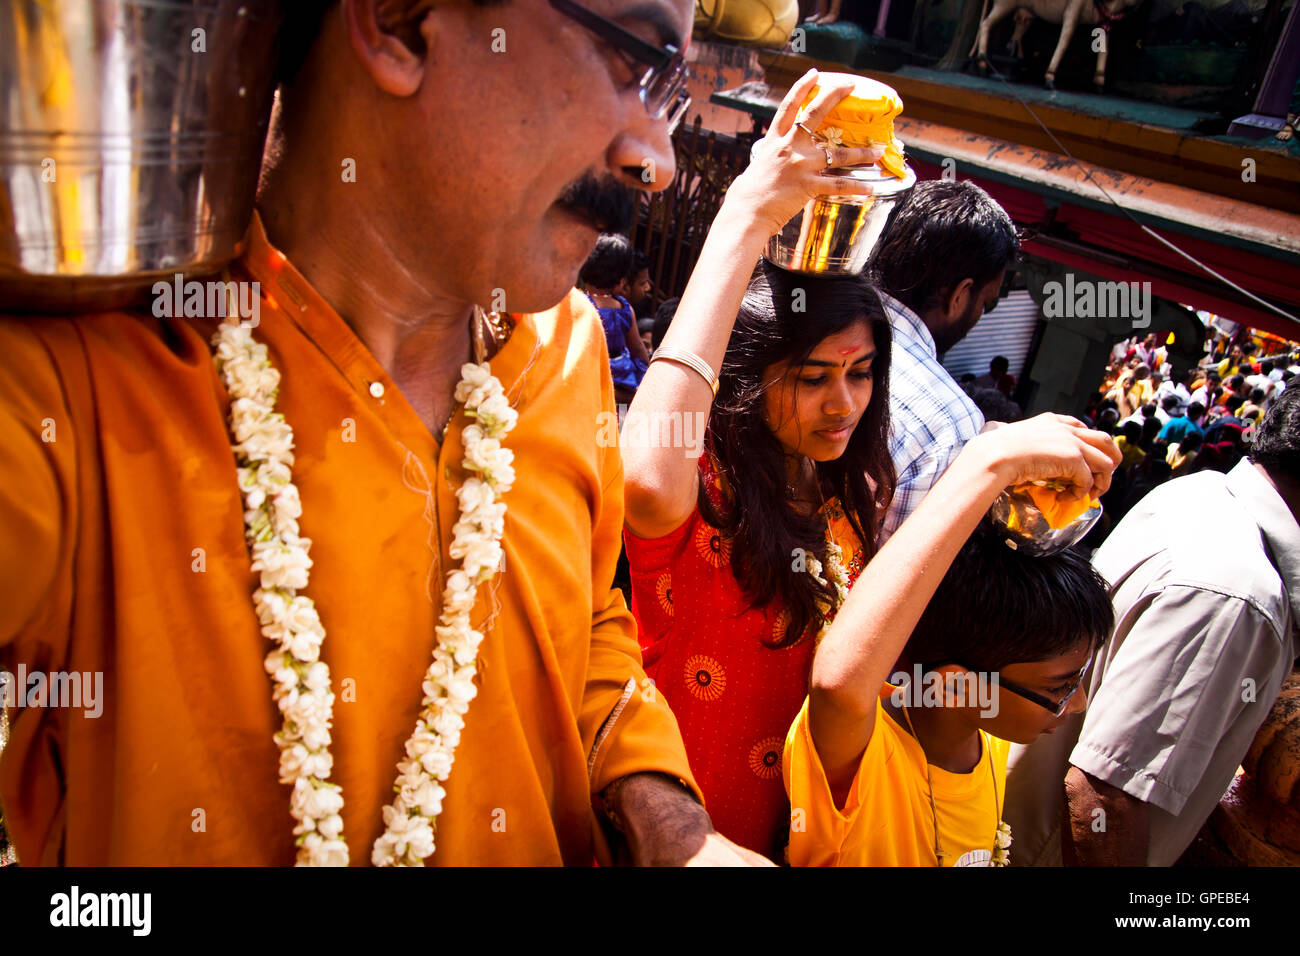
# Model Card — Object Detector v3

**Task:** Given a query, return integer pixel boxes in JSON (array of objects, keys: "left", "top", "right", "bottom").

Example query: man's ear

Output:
[
  {"left": 342, "top": 0, "right": 432, "bottom": 97},
  {"left": 944, "top": 277, "right": 975, "bottom": 322}
]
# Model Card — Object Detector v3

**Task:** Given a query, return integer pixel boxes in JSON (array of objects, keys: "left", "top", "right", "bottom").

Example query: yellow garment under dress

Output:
[{"left": 784, "top": 689, "right": 1010, "bottom": 866}]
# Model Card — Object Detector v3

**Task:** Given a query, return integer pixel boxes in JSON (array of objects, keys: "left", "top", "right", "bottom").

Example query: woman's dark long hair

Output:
[{"left": 699, "top": 260, "right": 895, "bottom": 648}]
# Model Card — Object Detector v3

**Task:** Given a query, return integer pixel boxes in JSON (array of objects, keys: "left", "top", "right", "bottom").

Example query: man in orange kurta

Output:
[{"left": 0, "top": 0, "right": 753, "bottom": 865}]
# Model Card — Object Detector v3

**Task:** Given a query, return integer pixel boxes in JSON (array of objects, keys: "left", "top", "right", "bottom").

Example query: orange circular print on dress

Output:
[
  {"left": 693, "top": 522, "right": 732, "bottom": 568},
  {"left": 769, "top": 607, "right": 790, "bottom": 644},
  {"left": 748, "top": 736, "right": 784, "bottom": 780},
  {"left": 684, "top": 654, "right": 727, "bottom": 701},
  {"left": 655, "top": 572, "right": 674, "bottom": 616}
]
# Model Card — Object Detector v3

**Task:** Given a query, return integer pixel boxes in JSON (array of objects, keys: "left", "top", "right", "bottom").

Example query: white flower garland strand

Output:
[
  {"left": 806, "top": 529, "right": 851, "bottom": 644},
  {"left": 371, "top": 363, "right": 516, "bottom": 866},
  {"left": 213, "top": 318, "right": 516, "bottom": 867}
]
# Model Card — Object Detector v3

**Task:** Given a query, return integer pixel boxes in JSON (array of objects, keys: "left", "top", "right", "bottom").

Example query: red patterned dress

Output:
[{"left": 624, "top": 455, "right": 866, "bottom": 862}]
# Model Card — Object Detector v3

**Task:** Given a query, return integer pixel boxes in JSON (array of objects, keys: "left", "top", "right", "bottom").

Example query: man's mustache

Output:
[{"left": 557, "top": 174, "right": 636, "bottom": 235}]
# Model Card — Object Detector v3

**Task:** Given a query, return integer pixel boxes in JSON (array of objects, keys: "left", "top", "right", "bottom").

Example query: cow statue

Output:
[{"left": 972, "top": 0, "right": 1145, "bottom": 91}]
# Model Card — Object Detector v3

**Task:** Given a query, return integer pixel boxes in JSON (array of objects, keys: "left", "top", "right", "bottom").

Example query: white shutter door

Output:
[{"left": 939, "top": 290, "right": 1041, "bottom": 382}]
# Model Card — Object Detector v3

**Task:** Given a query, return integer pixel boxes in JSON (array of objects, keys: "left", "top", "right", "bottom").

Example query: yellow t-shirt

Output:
[{"left": 784, "top": 689, "right": 1010, "bottom": 866}]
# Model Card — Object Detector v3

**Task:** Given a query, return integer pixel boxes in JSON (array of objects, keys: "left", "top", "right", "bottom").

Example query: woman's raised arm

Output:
[{"left": 621, "top": 70, "right": 882, "bottom": 539}]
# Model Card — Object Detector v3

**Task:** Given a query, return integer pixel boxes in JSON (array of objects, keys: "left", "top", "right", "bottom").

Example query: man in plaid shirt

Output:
[{"left": 870, "top": 181, "right": 1020, "bottom": 543}]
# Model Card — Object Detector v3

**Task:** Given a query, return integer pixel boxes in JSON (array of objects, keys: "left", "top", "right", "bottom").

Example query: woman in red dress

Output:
[{"left": 622, "top": 71, "right": 895, "bottom": 862}]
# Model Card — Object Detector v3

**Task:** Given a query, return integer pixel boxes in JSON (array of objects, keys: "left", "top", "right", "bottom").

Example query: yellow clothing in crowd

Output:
[
  {"left": 1167, "top": 443, "right": 1198, "bottom": 474},
  {"left": 1114, "top": 435, "right": 1146, "bottom": 472},
  {"left": 0, "top": 215, "right": 698, "bottom": 865},
  {"left": 784, "top": 689, "right": 1010, "bottom": 866}
]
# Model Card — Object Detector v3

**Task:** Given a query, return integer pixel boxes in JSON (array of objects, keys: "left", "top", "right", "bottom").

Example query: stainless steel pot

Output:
[
  {"left": 762, "top": 158, "right": 917, "bottom": 276},
  {"left": 0, "top": 1, "right": 282, "bottom": 312}
]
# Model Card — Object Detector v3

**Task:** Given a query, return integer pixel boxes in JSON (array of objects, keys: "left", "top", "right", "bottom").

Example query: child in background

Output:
[
  {"left": 784, "top": 415, "right": 1119, "bottom": 866},
  {"left": 579, "top": 233, "right": 651, "bottom": 405},
  {"left": 627, "top": 250, "right": 654, "bottom": 320}
]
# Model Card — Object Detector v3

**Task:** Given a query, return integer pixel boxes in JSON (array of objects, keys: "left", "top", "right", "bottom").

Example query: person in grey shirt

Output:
[{"left": 1003, "top": 388, "right": 1300, "bottom": 866}]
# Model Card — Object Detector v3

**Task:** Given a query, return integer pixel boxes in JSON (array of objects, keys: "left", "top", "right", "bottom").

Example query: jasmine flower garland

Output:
[{"left": 213, "top": 315, "right": 516, "bottom": 866}]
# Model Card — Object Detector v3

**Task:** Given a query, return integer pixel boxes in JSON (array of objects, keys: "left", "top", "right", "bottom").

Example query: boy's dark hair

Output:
[
  {"left": 1242, "top": 342, "right": 1258, "bottom": 355},
  {"left": 579, "top": 233, "right": 634, "bottom": 290},
  {"left": 904, "top": 527, "right": 1113, "bottom": 672},
  {"left": 1187, "top": 401, "right": 1206, "bottom": 420},
  {"left": 1180, "top": 430, "right": 1204, "bottom": 452},
  {"left": 1259, "top": 359, "right": 1274, "bottom": 374},
  {"left": 1161, "top": 394, "right": 1181, "bottom": 413},
  {"left": 869, "top": 181, "right": 1018, "bottom": 316},
  {"left": 1249, "top": 387, "right": 1266, "bottom": 404},
  {"left": 1229, "top": 374, "right": 1247, "bottom": 393},
  {"left": 1140, "top": 402, "right": 1157, "bottom": 418},
  {"left": 1225, "top": 393, "right": 1246, "bottom": 413},
  {"left": 1120, "top": 420, "right": 1141, "bottom": 443},
  {"left": 1251, "top": 386, "right": 1300, "bottom": 480},
  {"left": 629, "top": 250, "right": 650, "bottom": 279},
  {"left": 991, "top": 355, "right": 1009, "bottom": 375}
]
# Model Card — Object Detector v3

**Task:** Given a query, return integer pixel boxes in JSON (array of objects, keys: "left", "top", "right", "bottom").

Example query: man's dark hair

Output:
[
  {"left": 1251, "top": 386, "right": 1300, "bottom": 480},
  {"left": 1140, "top": 416, "right": 1162, "bottom": 448},
  {"left": 652, "top": 296, "right": 679, "bottom": 350},
  {"left": 579, "top": 233, "right": 634, "bottom": 290},
  {"left": 1207, "top": 369, "right": 1222, "bottom": 383},
  {"left": 277, "top": 0, "right": 508, "bottom": 86},
  {"left": 991, "top": 355, "right": 1010, "bottom": 375},
  {"left": 1259, "top": 358, "right": 1274, "bottom": 374},
  {"left": 629, "top": 250, "right": 650, "bottom": 279},
  {"left": 1225, "top": 393, "right": 1246, "bottom": 413},
  {"left": 1161, "top": 394, "right": 1181, "bottom": 413},
  {"left": 1249, "top": 387, "right": 1266, "bottom": 404},
  {"left": 1242, "top": 342, "right": 1258, "bottom": 355},
  {"left": 869, "top": 181, "right": 1018, "bottom": 316},
  {"left": 1180, "top": 430, "right": 1204, "bottom": 453},
  {"left": 1188, "top": 400, "right": 1206, "bottom": 420},
  {"left": 1229, "top": 374, "right": 1247, "bottom": 393},
  {"left": 1141, "top": 402, "right": 1157, "bottom": 418},
  {"left": 904, "top": 526, "right": 1113, "bottom": 672},
  {"left": 1121, "top": 420, "right": 1141, "bottom": 443}
]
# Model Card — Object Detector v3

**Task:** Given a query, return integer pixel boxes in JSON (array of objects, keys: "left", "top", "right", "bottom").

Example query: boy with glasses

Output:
[{"left": 783, "top": 415, "right": 1118, "bottom": 866}]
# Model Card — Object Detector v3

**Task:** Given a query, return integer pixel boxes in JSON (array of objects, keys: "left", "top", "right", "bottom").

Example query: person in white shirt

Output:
[
  {"left": 868, "top": 180, "right": 1019, "bottom": 543},
  {"left": 1154, "top": 366, "right": 1191, "bottom": 416},
  {"left": 1004, "top": 387, "right": 1300, "bottom": 866}
]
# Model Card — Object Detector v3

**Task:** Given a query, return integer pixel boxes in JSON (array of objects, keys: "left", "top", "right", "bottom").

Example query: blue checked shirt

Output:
[{"left": 879, "top": 294, "right": 985, "bottom": 544}]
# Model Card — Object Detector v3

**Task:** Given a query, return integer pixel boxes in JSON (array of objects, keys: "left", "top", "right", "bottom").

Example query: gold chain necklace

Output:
[{"left": 899, "top": 701, "right": 1006, "bottom": 866}]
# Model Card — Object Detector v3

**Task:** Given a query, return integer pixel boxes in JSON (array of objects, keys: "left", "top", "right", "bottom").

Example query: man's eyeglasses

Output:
[
  {"left": 930, "top": 644, "right": 1097, "bottom": 718},
  {"left": 549, "top": 0, "right": 692, "bottom": 133}
]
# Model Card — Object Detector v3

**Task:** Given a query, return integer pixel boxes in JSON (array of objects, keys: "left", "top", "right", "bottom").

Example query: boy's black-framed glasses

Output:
[
  {"left": 548, "top": 0, "right": 692, "bottom": 132},
  {"left": 928, "top": 644, "right": 1097, "bottom": 718}
]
